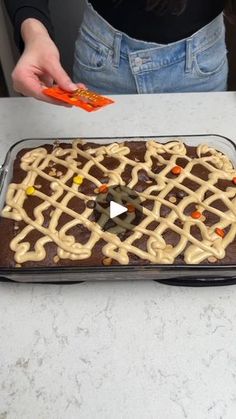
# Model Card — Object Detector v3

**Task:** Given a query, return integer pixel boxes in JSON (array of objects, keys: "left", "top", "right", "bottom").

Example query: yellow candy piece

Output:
[
  {"left": 73, "top": 175, "right": 84, "bottom": 185},
  {"left": 26, "top": 186, "right": 36, "bottom": 196}
]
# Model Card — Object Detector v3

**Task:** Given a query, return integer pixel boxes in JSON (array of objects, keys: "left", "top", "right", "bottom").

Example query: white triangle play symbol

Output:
[{"left": 110, "top": 201, "right": 127, "bottom": 219}]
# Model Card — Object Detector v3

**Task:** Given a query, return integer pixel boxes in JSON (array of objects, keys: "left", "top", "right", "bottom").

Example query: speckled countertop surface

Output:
[{"left": 1, "top": 93, "right": 236, "bottom": 419}]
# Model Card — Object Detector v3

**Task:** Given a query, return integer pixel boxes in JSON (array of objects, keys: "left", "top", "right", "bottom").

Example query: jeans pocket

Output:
[
  {"left": 74, "top": 25, "right": 111, "bottom": 72},
  {"left": 193, "top": 34, "right": 227, "bottom": 78}
]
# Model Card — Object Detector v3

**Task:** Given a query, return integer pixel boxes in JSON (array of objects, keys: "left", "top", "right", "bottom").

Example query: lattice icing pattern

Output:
[{"left": 2, "top": 139, "right": 236, "bottom": 265}]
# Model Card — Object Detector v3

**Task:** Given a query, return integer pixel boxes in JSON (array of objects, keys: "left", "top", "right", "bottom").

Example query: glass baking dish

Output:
[{"left": 0, "top": 134, "right": 236, "bottom": 286}]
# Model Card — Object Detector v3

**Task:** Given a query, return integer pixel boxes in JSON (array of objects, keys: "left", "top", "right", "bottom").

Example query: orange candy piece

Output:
[
  {"left": 126, "top": 203, "right": 136, "bottom": 213},
  {"left": 99, "top": 184, "right": 109, "bottom": 194},
  {"left": 43, "top": 86, "right": 114, "bottom": 112},
  {"left": 232, "top": 177, "right": 236, "bottom": 185},
  {"left": 215, "top": 228, "right": 225, "bottom": 238},
  {"left": 171, "top": 166, "right": 182, "bottom": 175},
  {"left": 191, "top": 211, "right": 202, "bottom": 219}
]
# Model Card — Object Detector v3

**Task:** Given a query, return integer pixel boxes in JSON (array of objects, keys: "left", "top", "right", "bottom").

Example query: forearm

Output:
[
  {"left": 21, "top": 18, "right": 50, "bottom": 45},
  {"left": 4, "top": 0, "right": 84, "bottom": 103},
  {"left": 4, "top": 0, "right": 53, "bottom": 50}
]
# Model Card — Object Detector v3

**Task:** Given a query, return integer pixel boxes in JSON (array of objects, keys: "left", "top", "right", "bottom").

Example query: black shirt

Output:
[
  {"left": 5, "top": 0, "right": 225, "bottom": 50},
  {"left": 91, "top": 0, "right": 225, "bottom": 43}
]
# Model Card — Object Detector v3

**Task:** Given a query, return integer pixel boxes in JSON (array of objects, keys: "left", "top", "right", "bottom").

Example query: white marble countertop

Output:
[{"left": 1, "top": 92, "right": 236, "bottom": 419}]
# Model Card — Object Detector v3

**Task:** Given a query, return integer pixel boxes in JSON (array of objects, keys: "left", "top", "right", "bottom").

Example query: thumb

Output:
[{"left": 49, "top": 59, "right": 77, "bottom": 91}]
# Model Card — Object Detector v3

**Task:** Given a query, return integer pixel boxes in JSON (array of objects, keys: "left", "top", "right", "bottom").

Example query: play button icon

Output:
[
  {"left": 110, "top": 201, "right": 127, "bottom": 219},
  {"left": 92, "top": 184, "right": 143, "bottom": 234}
]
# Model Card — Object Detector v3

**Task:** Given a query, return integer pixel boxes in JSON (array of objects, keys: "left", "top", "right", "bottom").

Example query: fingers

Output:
[
  {"left": 12, "top": 54, "right": 86, "bottom": 106},
  {"left": 40, "top": 74, "right": 53, "bottom": 87},
  {"left": 49, "top": 61, "right": 77, "bottom": 91},
  {"left": 12, "top": 66, "right": 42, "bottom": 98},
  {"left": 47, "top": 60, "right": 87, "bottom": 91},
  {"left": 13, "top": 69, "right": 71, "bottom": 106},
  {"left": 76, "top": 82, "right": 87, "bottom": 90}
]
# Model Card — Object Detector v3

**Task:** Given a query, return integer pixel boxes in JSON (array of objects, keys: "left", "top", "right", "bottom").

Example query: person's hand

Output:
[{"left": 12, "top": 18, "right": 84, "bottom": 105}]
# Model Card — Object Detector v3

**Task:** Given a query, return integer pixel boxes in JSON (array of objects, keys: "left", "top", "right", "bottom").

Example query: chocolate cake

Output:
[{"left": 0, "top": 138, "right": 236, "bottom": 268}]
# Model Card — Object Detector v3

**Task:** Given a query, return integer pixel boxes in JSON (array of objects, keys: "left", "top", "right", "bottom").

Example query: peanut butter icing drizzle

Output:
[{"left": 2, "top": 139, "right": 236, "bottom": 265}]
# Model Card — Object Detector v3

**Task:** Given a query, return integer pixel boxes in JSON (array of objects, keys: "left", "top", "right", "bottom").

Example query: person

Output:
[{"left": 4, "top": 0, "right": 236, "bottom": 104}]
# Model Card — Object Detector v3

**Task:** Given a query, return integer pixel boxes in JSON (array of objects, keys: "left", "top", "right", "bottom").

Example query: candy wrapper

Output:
[{"left": 43, "top": 86, "right": 114, "bottom": 112}]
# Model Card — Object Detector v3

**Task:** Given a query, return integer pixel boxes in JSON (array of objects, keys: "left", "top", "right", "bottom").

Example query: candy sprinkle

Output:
[
  {"left": 126, "top": 203, "right": 136, "bottom": 213},
  {"left": 171, "top": 166, "right": 182, "bottom": 175},
  {"left": 208, "top": 256, "right": 217, "bottom": 263},
  {"left": 100, "top": 176, "right": 109, "bottom": 184},
  {"left": 53, "top": 255, "right": 60, "bottom": 263},
  {"left": 215, "top": 228, "right": 225, "bottom": 238},
  {"left": 15, "top": 263, "right": 22, "bottom": 268},
  {"left": 99, "top": 184, "right": 109, "bottom": 194},
  {"left": 73, "top": 175, "right": 84, "bottom": 185},
  {"left": 191, "top": 211, "right": 202, "bottom": 219},
  {"left": 169, "top": 196, "right": 177, "bottom": 204},
  {"left": 26, "top": 186, "right": 36, "bottom": 196},
  {"left": 86, "top": 200, "right": 96, "bottom": 209},
  {"left": 102, "top": 257, "right": 112, "bottom": 266},
  {"left": 176, "top": 190, "right": 186, "bottom": 199}
]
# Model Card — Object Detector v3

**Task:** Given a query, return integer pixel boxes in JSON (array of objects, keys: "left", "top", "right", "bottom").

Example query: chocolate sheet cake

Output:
[{"left": 1, "top": 138, "right": 236, "bottom": 268}]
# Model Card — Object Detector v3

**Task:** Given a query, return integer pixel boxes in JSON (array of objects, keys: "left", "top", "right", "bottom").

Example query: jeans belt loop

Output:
[
  {"left": 185, "top": 38, "right": 193, "bottom": 73},
  {"left": 112, "top": 32, "right": 122, "bottom": 68}
]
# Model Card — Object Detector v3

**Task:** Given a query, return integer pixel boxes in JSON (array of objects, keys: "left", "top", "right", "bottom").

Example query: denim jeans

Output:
[{"left": 73, "top": 1, "right": 228, "bottom": 94}]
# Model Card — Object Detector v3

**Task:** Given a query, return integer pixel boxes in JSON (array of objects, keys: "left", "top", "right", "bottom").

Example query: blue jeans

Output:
[{"left": 73, "top": 2, "right": 228, "bottom": 94}]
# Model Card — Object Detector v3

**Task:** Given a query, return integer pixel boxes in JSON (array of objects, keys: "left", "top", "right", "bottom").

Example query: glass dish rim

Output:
[
  {"left": 1, "top": 132, "right": 236, "bottom": 275},
  {"left": 2, "top": 133, "right": 236, "bottom": 168}
]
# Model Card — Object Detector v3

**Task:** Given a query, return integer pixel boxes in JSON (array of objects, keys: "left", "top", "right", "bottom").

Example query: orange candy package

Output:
[{"left": 43, "top": 86, "right": 114, "bottom": 112}]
